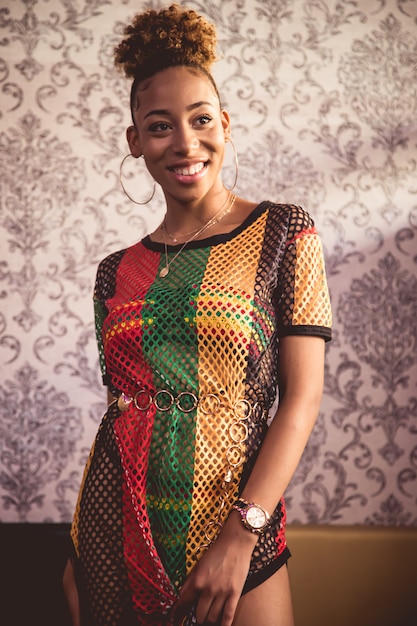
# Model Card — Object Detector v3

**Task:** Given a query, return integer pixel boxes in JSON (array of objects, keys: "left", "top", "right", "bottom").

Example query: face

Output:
[{"left": 127, "top": 66, "right": 231, "bottom": 205}]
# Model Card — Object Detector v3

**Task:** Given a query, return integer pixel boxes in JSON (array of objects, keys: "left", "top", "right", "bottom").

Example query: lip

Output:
[{"left": 168, "top": 160, "right": 208, "bottom": 184}]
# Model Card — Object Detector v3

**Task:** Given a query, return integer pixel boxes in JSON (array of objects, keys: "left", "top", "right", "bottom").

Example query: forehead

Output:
[{"left": 133, "top": 66, "right": 220, "bottom": 117}]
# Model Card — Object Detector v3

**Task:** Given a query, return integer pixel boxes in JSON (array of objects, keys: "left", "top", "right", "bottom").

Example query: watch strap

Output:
[{"left": 232, "top": 498, "right": 271, "bottom": 534}]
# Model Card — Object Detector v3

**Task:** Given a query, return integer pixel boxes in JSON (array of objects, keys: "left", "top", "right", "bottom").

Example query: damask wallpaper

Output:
[{"left": 0, "top": 0, "right": 416, "bottom": 525}]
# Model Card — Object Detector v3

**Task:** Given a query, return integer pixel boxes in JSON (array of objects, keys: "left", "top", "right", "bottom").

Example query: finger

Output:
[
  {"left": 202, "top": 594, "right": 226, "bottom": 625},
  {"left": 194, "top": 591, "right": 214, "bottom": 624},
  {"left": 171, "top": 600, "right": 189, "bottom": 625},
  {"left": 171, "top": 587, "right": 196, "bottom": 625},
  {"left": 220, "top": 593, "right": 240, "bottom": 626}
]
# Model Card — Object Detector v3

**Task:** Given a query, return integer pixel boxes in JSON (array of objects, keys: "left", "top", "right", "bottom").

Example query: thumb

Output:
[{"left": 170, "top": 582, "right": 195, "bottom": 625}]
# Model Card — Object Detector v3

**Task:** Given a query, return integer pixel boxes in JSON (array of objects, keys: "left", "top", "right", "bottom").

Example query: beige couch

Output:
[{"left": 286, "top": 525, "right": 417, "bottom": 626}]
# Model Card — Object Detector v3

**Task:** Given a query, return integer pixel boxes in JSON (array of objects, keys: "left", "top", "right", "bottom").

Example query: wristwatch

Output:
[{"left": 232, "top": 498, "right": 271, "bottom": 534}]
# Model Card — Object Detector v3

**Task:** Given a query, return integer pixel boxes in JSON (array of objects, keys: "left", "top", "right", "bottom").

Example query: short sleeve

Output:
[{"left": 276, "top": 206, "right": 332, "bottom": 341}]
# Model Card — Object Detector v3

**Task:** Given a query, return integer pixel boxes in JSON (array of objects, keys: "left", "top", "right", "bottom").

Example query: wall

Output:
[{"left": 0, "top": 0, "right": 416, "bottom": 524}]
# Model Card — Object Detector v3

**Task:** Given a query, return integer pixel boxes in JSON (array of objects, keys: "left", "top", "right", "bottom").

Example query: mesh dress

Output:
[{"left": 70, "top": 202, "right": 332, "bottom": 625}]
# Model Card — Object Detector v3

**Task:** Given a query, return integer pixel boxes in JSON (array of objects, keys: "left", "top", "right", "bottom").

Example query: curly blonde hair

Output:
[{"left": 114, "top": 4, "right": 218, "bottom": 82}]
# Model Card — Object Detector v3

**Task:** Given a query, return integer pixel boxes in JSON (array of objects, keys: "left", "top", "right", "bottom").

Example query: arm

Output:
[
  {"left": 239, "top": 334, "right": 325, "bottom": 510},
  {"left": 172, "top": 334, "right": 325, "bottom": 626}
]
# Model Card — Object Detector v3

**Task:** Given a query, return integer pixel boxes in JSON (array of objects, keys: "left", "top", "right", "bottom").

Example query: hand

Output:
[{"left": 171, "top": 512, "right": 258, "bottom": 626}]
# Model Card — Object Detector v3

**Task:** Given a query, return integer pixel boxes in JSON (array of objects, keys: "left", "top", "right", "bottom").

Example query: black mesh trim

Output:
[
  {"left": 279, "top": 324, "right": 332, "bottom": 342},
  {"left": 242, "top": 546, "right": 291, "bottom": 595}
]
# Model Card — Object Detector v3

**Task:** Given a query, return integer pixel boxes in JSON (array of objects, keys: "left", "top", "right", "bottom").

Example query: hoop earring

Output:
[
  {"left": 223, "top": 138, "right": 239, "bottom": 192},
  {"left": 119, "top": 154, "right": 156, "bottom": 205}
]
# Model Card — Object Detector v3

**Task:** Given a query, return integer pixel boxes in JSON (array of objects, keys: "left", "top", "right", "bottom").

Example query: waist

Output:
[{"left": 117, "top": 389, "right": 270, "bottom": 421}]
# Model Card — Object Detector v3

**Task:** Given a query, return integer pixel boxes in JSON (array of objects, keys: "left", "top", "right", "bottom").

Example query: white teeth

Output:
[{"left": 174, "top": 162, "right": 205, "bottom": 176}]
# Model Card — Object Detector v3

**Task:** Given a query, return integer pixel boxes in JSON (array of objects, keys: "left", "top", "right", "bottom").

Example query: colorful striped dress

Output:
[{"left": 70, "top": 202, "right": 332, "bottom": 625}]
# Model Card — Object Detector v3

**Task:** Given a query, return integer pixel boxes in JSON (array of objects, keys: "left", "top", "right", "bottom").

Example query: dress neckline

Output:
[{"left": 142, "top": 201, "right": 270, "bottom": 252}]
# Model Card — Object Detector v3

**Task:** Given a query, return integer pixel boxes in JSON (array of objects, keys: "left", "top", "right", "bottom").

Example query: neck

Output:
[{"left": 162, "top": 187, "right": 232, "bottom": 241}]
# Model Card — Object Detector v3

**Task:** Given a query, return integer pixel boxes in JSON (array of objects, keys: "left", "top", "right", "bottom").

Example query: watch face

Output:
[{"left": 246, "top": 505, "right": 267, "bottom": 529}]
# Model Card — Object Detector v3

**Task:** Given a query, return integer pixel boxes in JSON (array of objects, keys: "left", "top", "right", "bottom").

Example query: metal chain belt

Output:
[{"left": 117, "top": 389, "right": 269, "bottom": 422}]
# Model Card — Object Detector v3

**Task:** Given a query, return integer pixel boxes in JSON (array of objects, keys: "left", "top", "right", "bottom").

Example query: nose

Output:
[{"left": 173, "top": 124, "right": 199, "bottom": 154}]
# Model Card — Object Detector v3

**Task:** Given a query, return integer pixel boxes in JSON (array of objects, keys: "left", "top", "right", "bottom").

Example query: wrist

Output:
[
  {"left": 232, "top": 498, "right": 271, "bottom": 535},
  {"left": 221, "top": 509, "right": 259, "bottom": 549}
]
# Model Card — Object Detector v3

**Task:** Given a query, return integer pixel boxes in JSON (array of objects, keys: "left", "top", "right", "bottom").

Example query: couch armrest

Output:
[{"left": 286, "top": 525, "right": 417, "bottom": 626}]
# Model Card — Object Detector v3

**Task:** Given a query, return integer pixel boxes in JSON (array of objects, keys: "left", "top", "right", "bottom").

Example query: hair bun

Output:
[{"left": 114, "top": 4, "right": 217, "bottom": 81}]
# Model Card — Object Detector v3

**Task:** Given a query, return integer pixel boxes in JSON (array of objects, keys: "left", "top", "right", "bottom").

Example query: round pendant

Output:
[{"left": 159, "top": 266, "right": 169, "bottom": 278}]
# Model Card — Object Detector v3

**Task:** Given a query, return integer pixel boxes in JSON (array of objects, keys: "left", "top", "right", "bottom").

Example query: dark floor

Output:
[{"left": 1, "top": 523, "right": 72, "bottom": 626}]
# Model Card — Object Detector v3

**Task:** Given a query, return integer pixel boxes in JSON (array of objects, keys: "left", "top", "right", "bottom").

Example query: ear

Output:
[
  {"left": 126, "top": 125, "right": 142, "bottom": 158},
  {"left": 221, "top": 109, "right": 231, "bottom": 140}
]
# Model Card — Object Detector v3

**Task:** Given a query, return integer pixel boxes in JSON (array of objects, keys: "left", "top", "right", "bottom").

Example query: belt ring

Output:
[
  {"left": 226, "top": 443, "right": 245, "bottom": 468},
  {"left": 134, "top": 389, "right": 152, "bottom": 411},
  {"left": 199, "top": 393, "right": 222, "bottom": 415},
  {"left": 204, "top": 520, "right": 223, "bottom": 542},
  {"left": 154, "top": 389, "right": 175, "bottom": 412},
  {"left": 233, "top": 398, "right": 252, "bottom": 419},
  {"left": 176, "top": 391, "right": 198, "bottom": 413},
  {"left": 229, "top": 421, "right": 248, "bottom": 443}
]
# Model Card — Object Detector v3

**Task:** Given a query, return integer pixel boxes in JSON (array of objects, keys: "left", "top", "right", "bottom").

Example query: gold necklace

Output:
[
  {"left": 159, "top": 193, "right": 236, "bottom": 278},
  {"left": 163, "top": 219, "right": 203, "bottom": 243}
]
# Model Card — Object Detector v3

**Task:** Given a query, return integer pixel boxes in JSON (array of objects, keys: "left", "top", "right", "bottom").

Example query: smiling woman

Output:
[
  {"left": 126, "top": 66, "right": 231, "bottom": 211},
  {"left": 63, "top": 5, "right": 332, "bottom": 626}
]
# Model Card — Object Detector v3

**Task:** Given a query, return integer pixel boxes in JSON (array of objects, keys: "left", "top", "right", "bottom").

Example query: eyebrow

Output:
[{"left": 143, "top": 101, "right": 214, "bottom": 120}]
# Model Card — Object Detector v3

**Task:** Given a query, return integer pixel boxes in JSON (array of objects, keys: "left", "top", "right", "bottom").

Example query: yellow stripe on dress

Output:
[{"left": 185, "top": 211, "right": 268, "bottom": 571}]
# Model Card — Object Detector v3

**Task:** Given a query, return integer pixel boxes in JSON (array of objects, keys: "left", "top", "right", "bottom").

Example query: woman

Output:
[{"left": 63, "top": 5, "right": 332, "bottom": 626}]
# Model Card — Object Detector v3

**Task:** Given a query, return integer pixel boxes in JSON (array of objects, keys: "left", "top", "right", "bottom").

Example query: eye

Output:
[
  {"left": 195, "top": 114, "right": 213, "bottom": 126},
  {"left": 148, "top": 122, "right": 171, "bottom": 133}
]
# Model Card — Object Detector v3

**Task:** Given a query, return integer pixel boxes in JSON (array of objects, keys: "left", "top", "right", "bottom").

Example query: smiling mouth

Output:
[{"left": 172, "top": 162, "right": 206, "bottom": 176}]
